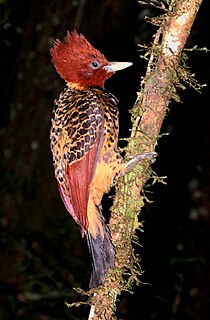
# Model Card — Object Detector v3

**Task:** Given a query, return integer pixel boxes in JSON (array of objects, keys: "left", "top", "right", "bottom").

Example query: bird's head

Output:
[{"left": 50, "top": 31, "right": 132, "bottom": 89}]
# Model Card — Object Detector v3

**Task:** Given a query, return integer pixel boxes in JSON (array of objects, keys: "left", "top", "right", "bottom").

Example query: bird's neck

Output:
[
  {"left": 66, "top": 81, "right": 105, "bottom": 91},
  {"left": 67, "top": 82, "right": 86, "bottom": 90}
]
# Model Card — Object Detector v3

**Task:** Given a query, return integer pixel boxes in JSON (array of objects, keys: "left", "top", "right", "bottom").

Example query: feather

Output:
[
  {"left": 87, "top": 205, "right": 115, "bottom": 288},
  {"left": 66, "top": 141, "right": 101, "bottom": 230},
  {"left": 50, "top": 86, "right": 121, "bottom": 287},
  {"left": 50, "top": 87, "right": 104, "bottom": 230}
]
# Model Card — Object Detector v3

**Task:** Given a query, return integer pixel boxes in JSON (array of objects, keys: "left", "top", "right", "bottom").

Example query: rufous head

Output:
[{"left": 50, "top": 31, "right": 132, "bottom": 89}]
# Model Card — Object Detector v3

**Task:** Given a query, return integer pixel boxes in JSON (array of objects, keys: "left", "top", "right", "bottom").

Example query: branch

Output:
[{"left": 88, "top": 0, "right": 203, "bottom": 318}]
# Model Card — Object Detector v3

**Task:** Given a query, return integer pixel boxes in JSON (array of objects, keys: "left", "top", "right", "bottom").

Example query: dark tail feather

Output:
[{"left": 86, "top": 205, "right": 115, "bottom": 288}]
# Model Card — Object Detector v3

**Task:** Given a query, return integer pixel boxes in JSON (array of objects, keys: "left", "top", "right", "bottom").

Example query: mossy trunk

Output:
[{"left": 88, "top": 0, "right": 203, "bottom": 318}]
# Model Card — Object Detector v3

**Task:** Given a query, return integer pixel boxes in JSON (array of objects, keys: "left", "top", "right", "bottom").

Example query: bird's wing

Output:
[{"left": 52, "top": 89, "right": 104, "bottom": 231}]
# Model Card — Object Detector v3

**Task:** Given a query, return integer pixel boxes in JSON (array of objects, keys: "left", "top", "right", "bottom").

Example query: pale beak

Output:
[{"left": 103, "top": 61, "right": 133, "bottom": 73}]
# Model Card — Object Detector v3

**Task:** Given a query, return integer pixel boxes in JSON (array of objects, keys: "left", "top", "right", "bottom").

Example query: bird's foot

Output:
[{"left": 124, "top": 152, "right": 157, "bottom": 174}]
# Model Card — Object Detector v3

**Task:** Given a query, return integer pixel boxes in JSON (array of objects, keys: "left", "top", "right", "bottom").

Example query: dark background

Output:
[{"left": 0, "top": 0, "right": 210, "bottom": 319}]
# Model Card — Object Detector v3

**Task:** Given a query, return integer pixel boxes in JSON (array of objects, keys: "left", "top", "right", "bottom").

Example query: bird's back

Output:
[{"left": 50, "top": 86, "right": 123, "bottom": 231}]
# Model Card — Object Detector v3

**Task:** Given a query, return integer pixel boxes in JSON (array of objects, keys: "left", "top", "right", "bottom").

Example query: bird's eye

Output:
[{"left": 90, "top": 61, "right": 100, "bottom": 69}]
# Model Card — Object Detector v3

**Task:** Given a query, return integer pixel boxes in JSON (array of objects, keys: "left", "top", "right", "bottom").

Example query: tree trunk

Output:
[{"left": 88, "top": 0, "right": 203, "bottom": 318}]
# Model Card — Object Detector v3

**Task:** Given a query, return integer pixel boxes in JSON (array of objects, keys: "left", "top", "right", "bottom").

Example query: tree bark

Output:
[{"left": 89, "top": 0, "right": 203, "bottom": 319}]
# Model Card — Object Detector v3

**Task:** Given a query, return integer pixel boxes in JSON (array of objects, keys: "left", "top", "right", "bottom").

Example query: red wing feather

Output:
[
  {"left": 65, "top": 141, "right": 99, "bottom": 231},
  {"left": 57, "top": 183, "right": 75, "bottom": 218}
]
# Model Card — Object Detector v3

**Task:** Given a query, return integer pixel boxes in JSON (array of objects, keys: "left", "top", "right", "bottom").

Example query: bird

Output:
[{"left": 50, "top": 31, "right": 154, "bottom": 288}]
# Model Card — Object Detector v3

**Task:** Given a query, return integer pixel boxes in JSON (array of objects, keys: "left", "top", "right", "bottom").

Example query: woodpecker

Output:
[{"left": 50, "top": 31, "right": 154, "bottom": 288}]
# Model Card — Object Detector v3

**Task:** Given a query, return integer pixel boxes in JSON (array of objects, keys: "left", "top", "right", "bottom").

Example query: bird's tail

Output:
[{"left": 86, "top": 204, "right": 115, "bottom": 288}]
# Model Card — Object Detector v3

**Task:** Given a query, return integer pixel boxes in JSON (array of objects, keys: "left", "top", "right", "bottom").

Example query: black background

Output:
[{"left": 0, "top": 0, "right": 210, "bottom": 319}]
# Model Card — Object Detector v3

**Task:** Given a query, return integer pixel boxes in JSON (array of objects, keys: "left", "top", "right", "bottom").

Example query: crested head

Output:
[{"left": 50, "top": 31, "right": 113, "bottom": 89}]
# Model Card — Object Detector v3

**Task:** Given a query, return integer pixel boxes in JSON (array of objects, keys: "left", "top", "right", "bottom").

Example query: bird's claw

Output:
[{"left": 125, "top": 151, "right": 157, "bottom": 173}]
